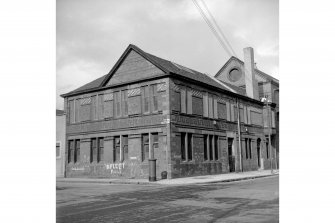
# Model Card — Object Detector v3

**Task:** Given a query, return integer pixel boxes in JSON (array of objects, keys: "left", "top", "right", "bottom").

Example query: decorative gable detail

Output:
[{"left": 105, "top": 50, "right": 165, "bottom": 87}]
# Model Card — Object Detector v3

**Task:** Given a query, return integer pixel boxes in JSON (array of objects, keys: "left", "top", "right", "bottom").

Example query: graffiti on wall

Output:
[{"left": 105, "top": 163, "right": 125, "bottom": 175}]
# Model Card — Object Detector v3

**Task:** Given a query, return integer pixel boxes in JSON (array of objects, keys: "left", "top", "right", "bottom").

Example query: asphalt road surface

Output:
[{"left": 57, "top": 175, "right": 279, "bottom": 223}]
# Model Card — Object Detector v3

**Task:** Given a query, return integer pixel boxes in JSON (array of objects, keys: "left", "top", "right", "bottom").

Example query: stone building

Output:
[
  {"left": 61, "top": 44, "right": 278, "bottom": 179},
  {"left": 56, "top": 109, "right": 66, "bottom": 177}
]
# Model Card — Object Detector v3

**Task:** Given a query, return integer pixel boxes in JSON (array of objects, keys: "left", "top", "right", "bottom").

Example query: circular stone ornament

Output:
[{"left": 228, "top": 68, "right": 242, "bottom": 82}]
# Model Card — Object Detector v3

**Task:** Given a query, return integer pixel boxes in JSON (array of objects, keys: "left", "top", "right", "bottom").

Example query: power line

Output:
[
  {"left": 191, "top": 0, "right": 233, "bottom": 57},
  {"left": 198, "top": 0, "right": 237, "bottom": 56}
]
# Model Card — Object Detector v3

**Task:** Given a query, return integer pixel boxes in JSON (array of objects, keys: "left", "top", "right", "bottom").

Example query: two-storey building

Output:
[{"left": 61, "top": 44, "right": 278, "bottom": 179}]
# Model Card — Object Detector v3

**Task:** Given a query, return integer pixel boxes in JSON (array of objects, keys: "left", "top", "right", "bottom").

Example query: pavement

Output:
[{"left": 57, "top": 169, "right": 279, "bottom": 186}]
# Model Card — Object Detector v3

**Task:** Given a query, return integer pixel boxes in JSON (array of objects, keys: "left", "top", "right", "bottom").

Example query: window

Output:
[
  {"left": 181, "top": 133, "right": 186, "bottom": 161},
  {"left": 56, "top": 142, "right": 61, "bottom": 158},
  {"left": 181, "top": 88, "right": 186, "bottom": 113},
  {"left": 114, "top": 136, "right": 120, "bottom": 163},
  {"left": 121, "top": 90, "right": 128, "bottom": 116},
  {"left": 152, "top": 133, "right": 159, "bottom": 150},
  {"left": 98, "top": 138, "right": 104, "bottom": 162},
  {"left": 187, "top": 133, "right": 193, "bottom": 160},
  {"left": 245, "top": 139, "right": 248, "bottom": 159},
  {"left": 214, "top": 136, "right": 219, "bottom": 160},
  {"left": 181, "top": 133, "right": 192, "bottom": 161},
  {"left": 143, "top": 86, "right": 150, "bottom": 113},
  {"left": 152, "top": 85, "right": 158, "bottom": 112},
  {"left": 142, "top": 134, "right": 149, "bottom": 161},
  {"left": 68, "top": 140, "right": 74, "bottom": 163},
  {"left": 115, "top": 91, "right": 121, "bottom": 117},
  {"left": 203, "top": 93, "right": 208, "bottom": 117},
  {"left": 249, "top": 139, "right": 252, "bottom": 159},
  {"left": 208, "top": 95, "right": 213, "bottom": 118},
  {"left": 91, "top": 95, "right": 97, "bottom": 120},
  {"left": 122, "top": 135, "right": 128, "bottom": 162},
  {"left": 90, "top": 138, "right": 97, "bottom": 163},
  {"left": 187, "top": 90, "right": 192, "bottom": 114},
  {"left": 266, "top": 141, "right": 269, "bottom": 159},
  {"left": 74, "top": 139, "right": 80, "bottom": 163},
  {"left": 209, "top": 135, "right": 213, "bottom": 160},
  {"left": 69, "top": 100, "right": 75, "bottom": 124},
  {"left": 204, "top": 135, "right": 208, "bottom": 161}
]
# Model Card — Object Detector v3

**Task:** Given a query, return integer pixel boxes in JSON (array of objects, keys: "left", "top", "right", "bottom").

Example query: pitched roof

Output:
[
  {"left": 63, "top": 44, "right": 236, "bottom": 97},
  {"left": 214, "top": 56, "right": 279, "bottom": 84}
]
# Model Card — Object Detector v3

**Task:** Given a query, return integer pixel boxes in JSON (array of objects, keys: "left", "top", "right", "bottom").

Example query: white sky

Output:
[{"left": 56, "top": 0, "right": 278, "bottom": 109}]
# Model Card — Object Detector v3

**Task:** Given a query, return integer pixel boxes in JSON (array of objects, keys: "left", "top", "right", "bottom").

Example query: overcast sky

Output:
[{"left": 56, "top": 0, "right": 278, "bottom": 109}]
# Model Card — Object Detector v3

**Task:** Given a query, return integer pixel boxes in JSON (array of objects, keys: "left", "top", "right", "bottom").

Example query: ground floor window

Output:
[
  {"left": 245, "top": 138, "right": 248, "bottom": 159},
  {"left": 90, "top": 138, "right": 103, "bottom": 163},
  {"left": 181, "top": 132, "right": 193, "bottom": 161},
  {"left": 204, "top": 134, "right": 219, "bottom": 161},
  {"left": 68, "top": 140, "right": 74, "bottom": 163},
  {"left": 266, "top": 141, "right": 269, "bottom": 159},
  {"left": 142, "top": 134, "right": 149, "bottom": 162},
  {"left": 248, "top": 139, "right": 252, "bottom": 159},
  {"left": 122, "top": 135, "right": 128, "bottom": 162},
  {"left": 114, "top": 136, "right": 120, "bottom": 162},
  {"left": 74, "top": 139, "right": 80, "bottom": 163},
  {"left": 98, "top": 138, "right": 104, "bottom": 162},
  {"left": 141, "top": 133, "right": 159, "bottom": 162}
]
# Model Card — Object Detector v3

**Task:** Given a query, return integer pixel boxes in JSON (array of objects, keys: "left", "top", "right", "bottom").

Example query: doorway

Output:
[
  {"left": 228, "top": 138, "right": 235, "bottom": 172},
  {"left": 257, "top": 138, "right": 261, "bottom": 168}
]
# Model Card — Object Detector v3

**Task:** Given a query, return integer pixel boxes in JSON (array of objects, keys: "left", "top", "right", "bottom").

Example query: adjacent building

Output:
[
  {"left": 56, "top": 109, "right": 66, "bottom": 177},
  {"left": 61, "top": 44, "right": 278, "bottom": 179}
]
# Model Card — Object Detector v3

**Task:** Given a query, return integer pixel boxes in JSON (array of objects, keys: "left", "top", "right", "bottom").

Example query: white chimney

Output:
[{"left": 243, "top": 47, "right": 259, "bottom": 100}]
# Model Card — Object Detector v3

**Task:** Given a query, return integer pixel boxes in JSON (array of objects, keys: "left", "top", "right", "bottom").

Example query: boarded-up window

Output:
[
  {"left": 187, "top": 90, "right": 192, "bottom": 114},
  {"left": 172, "top": 91, "right": 181, "bottom": 112},
  {"left": 69, "top": 100, "right": 75, "bottom": 124},
  {"left": 152, "top": 85, "right": 158, "bottom": 112},
  {"left": 143, "top": 86, "right": 150, "bottom": 113},
  {"left": 68, "top": 140, "right": 74, "bottom": 163},
  {"left": 97, "top": 94, "right": 104, "bottom": 120},
  {"left": 218, "top": 102, "right": 227, "bottom": 120},
  {"left": 103, "top": 93, "right": 113, "bottom": 118},
  {"left": 203, "top": 93, "right": 208, "bottom": 117},
  {"left": 122, "top": 135, "right": 128, "bottom": 162},
  {"left": 213, "top": 98, "right": 218, "bottom": 119},
  {"left": 251, "top": 111, "right": 263, "bottom": 126},
  {"left": 226, "top": 101, "right": 231, "bottom": 121},
  {"left": 180, "top": 88, "right": 186, "bottom": 113},
  {"left": 142, "top": 134, "right": 149, "bottom": 162},
  {"left": 271, "top": 111, "right": 275, "bottom": 128},
  {"left": 98, "top": 138, "right": 104, "bottom": 162},
  {"left": 114, "top": 136, "right": 120, "bottom": 163},
  {"left": 75, "top": 99, "right": 80, "bottom": 122},
  {"left": 114, "top": 91, "right": 121, "bottom": 117},
  {"left": 90, "top": 138, "right": 97, "bottom": 163},
  {"left": 91, "top": 95, "right": 97, "bottom": 120},
  {"left": 192, "top": 96, "right": 203, "bottom": 116},
  {"left": 208, "top": 95, "right": 213, "bottom": 118},
  {"left": 121, "top": 90, "right": 128, "bottom": 117}
]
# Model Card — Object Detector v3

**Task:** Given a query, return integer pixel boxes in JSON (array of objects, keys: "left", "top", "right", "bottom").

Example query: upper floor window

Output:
[
  {"left": 121, "top": 90, "right": 128, "bottom": 116},
  {"left": 143, "top": 86, "right": 150, "bottom": 113}
]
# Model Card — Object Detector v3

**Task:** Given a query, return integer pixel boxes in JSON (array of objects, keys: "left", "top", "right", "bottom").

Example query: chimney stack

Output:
[{"left": 243, "top": 47, "right": 259, "bottom": 100}]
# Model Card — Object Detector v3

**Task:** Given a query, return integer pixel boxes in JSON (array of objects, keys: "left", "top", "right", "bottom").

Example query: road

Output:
[{"left": 57, "top": 175, "right": 279, "bottom": 223}]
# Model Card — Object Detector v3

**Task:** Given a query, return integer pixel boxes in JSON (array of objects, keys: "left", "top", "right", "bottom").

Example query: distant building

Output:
[
  {"left": 56, "top": 109, "right": 66, "bottom": 177},
  {"left": 61, "top": 44, "right": 278, "bottom": 179}
]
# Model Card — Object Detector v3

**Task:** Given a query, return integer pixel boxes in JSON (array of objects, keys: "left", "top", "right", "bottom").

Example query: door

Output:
[{"left": 228, "top": 138, "right": 235, "bottom": 172}]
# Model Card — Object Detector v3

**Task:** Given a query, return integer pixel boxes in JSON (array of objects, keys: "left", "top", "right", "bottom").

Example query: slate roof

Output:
[{"left": 62, "top": 44, "right": 258, "bottom": 102}]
